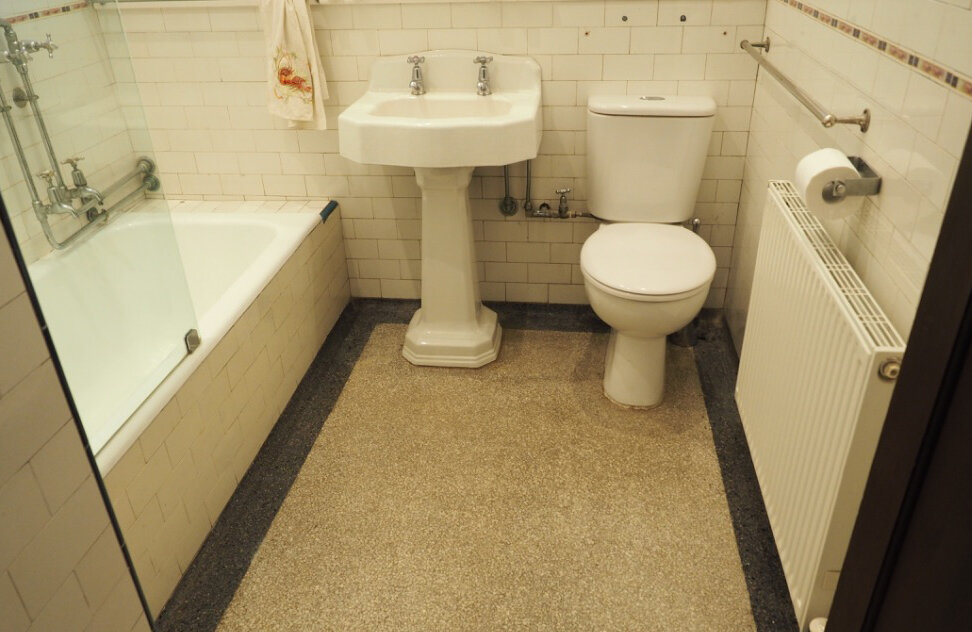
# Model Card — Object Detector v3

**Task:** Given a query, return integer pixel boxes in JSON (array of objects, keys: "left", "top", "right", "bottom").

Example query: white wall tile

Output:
[
  {"left": 452, "top": 3, "right": 503, "bottom": 28},
  {"left": 553, "top": 2, "right": 606, "bottom": 27},
  {"left": 630, "top": 26, "right": 683, "bottom": 53},
  {"left": 579, "top": 28, "right": 631, "bottom": 54},
  {"left": 502, "top": 2, "right": 554, "bottom": 27},
  {"left": 605, "top": 1, "right": 659, "bottom": 27},
  {"left": 654, "top": 54, "right": 706, "bottom": 80},
  {"left": 0, "top": 295, "right": 49, "bottom": 397},
  {"left": 658, "top": 0, "right": 713, "bottom": 26}
]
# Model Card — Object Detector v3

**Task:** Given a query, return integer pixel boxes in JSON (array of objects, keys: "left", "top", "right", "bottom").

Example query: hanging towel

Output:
[{"left": 260, "top": 0, "right": 328, "bottom": 130}]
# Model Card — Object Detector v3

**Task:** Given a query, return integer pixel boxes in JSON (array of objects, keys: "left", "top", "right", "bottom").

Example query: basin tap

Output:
[
  {"left": 407, "top": 55, "right": 425, "bottom": 95},
  {"left": 474, "top": 55, "right": 492, "bottom": 96}
]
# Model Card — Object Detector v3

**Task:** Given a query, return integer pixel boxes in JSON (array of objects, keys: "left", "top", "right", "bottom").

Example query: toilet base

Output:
[{"left": 603, "top": 331, "right": 666, "bottom": 408}]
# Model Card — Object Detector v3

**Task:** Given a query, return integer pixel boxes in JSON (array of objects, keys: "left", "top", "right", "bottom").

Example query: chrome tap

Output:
[
  {"left": 35, "top": 170, "right": 78, "bottom": 216},
  {"left": 556, "top": 187, "right": 572, "bottom": 218},
  {"left": 63, "top": 157, "right": 103, "bottom": 212},
  {"left": 474, "top": 55, "right": 492, "bottom": 96},
  {"left": 407, "top": 55, "right": 425, "bottom": 95},
  {"left": 0, "top": 18, "right": 56, "bottom": 68},
  {"left": 21, "top": 34, "right": 58, "bottom": 59}
]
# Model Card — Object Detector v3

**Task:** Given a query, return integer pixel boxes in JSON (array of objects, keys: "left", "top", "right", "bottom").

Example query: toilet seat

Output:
[{"left": 580, "top": 223, "right": 716, "bottom": 302}]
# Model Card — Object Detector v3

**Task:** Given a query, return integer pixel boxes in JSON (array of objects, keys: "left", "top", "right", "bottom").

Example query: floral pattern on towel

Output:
[{"left": 272, "top": 47, "right": 313, "bottom": 104}]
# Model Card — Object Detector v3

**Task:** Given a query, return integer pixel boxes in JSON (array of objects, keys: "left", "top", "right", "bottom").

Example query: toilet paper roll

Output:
[{"left": 794, "top": 148, "right": 862, "bottom": 220}]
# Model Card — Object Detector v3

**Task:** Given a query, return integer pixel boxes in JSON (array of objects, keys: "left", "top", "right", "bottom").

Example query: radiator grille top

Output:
[{"left": 769, "top": 180, "right": 906, "bottom": 350}]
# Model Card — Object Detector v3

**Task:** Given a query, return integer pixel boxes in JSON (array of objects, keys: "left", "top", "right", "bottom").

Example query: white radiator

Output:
[{"left": 736, "top": 181, "right": 906, "bottom": 630}]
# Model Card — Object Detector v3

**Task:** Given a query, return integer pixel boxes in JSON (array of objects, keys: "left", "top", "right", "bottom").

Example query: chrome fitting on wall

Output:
[{"left": 821, "top": 156, "right": 882, "bottom": 202}]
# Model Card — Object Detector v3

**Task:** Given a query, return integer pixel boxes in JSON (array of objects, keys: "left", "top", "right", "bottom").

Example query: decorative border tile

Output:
[
  {"left": 778, "top": 0, "right": 972, "bottom": 99},
  {"left": 2, "top": 2, "right": 89, "bottom": 25}
]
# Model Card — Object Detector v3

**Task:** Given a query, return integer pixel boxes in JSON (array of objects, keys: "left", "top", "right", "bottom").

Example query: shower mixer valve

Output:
[
  {"left": 3, "top": 33, "right": 57, "bottom": 65},
  {"left": 24, "top": 34, "right": 58, "bottom": 59}
]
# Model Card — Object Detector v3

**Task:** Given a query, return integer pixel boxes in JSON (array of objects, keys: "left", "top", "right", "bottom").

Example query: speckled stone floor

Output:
[{"left": 214, "top": 324, "right": 755, "bottom": 631}]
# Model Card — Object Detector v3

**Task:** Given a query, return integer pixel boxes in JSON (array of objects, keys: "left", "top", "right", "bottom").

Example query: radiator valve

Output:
[{"left": 878, "top": 358, "right": 901, "bottom": 381}]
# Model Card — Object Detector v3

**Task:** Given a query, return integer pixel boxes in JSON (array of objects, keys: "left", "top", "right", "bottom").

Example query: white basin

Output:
[
  {"left": 338, "top": 50, "right": 543, "bottom": 368},
  {"left": 339, "top": 50, "right": 541, "bottom": 168}
]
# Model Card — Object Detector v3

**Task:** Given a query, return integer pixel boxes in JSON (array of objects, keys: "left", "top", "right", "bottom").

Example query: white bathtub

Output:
[{"left": 29, "top": 210, "right": 320, "bottom": 472}]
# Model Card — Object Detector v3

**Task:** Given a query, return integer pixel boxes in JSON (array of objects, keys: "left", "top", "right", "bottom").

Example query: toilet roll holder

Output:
[{"left": 821, "top": 156, "right": 882, "bottom": 202}]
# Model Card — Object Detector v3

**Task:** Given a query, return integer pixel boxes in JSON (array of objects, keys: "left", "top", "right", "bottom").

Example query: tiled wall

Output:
[
  {"left": 102, "top": 212, "right": 350, "bottom": 615},
  {"left": 119, "top": 0, "right": 769, "bottom": 308},
  {"left": 0, "top": 231, "right": 149, "bottom": 631},
  {"left": 725, "top": 0, "right": 972, "bottom": 349},
  {"left": 0, "top": 3, "right": 153, "bottom": 263}
]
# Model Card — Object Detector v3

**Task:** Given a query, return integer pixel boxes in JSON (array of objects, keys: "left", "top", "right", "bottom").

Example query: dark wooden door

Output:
[{"left": 827, "top": 132, "right": 972, "bottom": 631}]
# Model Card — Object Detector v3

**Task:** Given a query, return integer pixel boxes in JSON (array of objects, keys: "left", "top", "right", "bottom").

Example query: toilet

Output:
[{"left": 580, "top": 95, "right": 718, "bottom": 408}]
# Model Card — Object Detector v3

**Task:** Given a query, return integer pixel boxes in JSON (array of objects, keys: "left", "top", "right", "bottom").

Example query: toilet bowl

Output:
[{"left": 581, "top": 223, "right": 715, "bottom": 407}]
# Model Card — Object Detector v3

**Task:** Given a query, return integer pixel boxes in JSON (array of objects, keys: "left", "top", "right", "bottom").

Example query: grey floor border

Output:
[
  {"left": 156, "top": 299, "right": 795, "bottom": 631},
  {"left": 693, "top": 314, "right": 799, "bottom": 631}
]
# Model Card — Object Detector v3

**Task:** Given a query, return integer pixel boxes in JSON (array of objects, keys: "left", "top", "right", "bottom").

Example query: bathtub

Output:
[{"left": 29, "top": 210, "right": 321, "bottom": 472}]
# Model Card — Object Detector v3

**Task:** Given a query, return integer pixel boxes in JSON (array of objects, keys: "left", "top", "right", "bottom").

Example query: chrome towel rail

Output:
[{"left": 741, "top": 38, "right": 871, "bottom": 133}]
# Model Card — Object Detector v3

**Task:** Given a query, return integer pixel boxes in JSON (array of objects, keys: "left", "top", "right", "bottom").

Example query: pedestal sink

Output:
[{"left": 339, "top": 50, "right": 542, "bottom": 367}]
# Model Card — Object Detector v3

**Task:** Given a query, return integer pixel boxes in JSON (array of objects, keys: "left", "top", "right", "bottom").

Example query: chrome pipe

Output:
[
  {"left": 0, "top": 19, "right": 18, "bottom": 55},
  {"left": 47, "top": 211, "right": 108, "bottom": 251},
  {"left": 100, "top": 157, "right": 156, "bottom": 200},
  {"left": 740, "top": 38, "right": 870, "bottom": 132},
  {"left": 0, "top": 76, "right": 44, "bottom": 209},
  {"left": 499, "top": 164, "right": 518, "bottom": 216},
  {"left": 523, "top": 159, "right": 534, "bottom": 214},
  {"left": 104, "top": 174, "right": 156, "bottom": 215},
  {"left": 14, "top": 67, "right": 69, "bottom": 187}
]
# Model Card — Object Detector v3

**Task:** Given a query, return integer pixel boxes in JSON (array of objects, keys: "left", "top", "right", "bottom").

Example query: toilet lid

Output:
[{"left": 581, "top": 224, "right": 716, "bottom": 297}]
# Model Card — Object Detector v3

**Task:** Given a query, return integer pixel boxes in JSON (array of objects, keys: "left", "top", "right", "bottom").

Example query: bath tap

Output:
[
  {"left": 63, "top": 156, "right": 104, "bottom": 212},
  {"left": 474, "top": 56, "right": 492, "bottom": 96},
  {"left": 35, "top": 170, "right": 79, "bottom": 216},
  {"left": 407, "top": 55, "right": 425, "bottom": 95}
]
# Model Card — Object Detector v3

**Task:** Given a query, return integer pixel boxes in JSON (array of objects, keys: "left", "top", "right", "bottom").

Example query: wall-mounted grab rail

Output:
[{"left": 740, "top": 38, "right": 871, "bottom": 133}]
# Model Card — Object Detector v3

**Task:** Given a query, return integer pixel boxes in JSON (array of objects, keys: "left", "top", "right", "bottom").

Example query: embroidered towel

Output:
[{"left": 260, "top": 0, "right": 328, "bottom": 130}]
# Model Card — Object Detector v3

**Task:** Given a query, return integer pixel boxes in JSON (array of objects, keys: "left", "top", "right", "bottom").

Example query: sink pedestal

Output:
[{"left": 403, "top": 166, "right": 501, "bottom": 367}]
